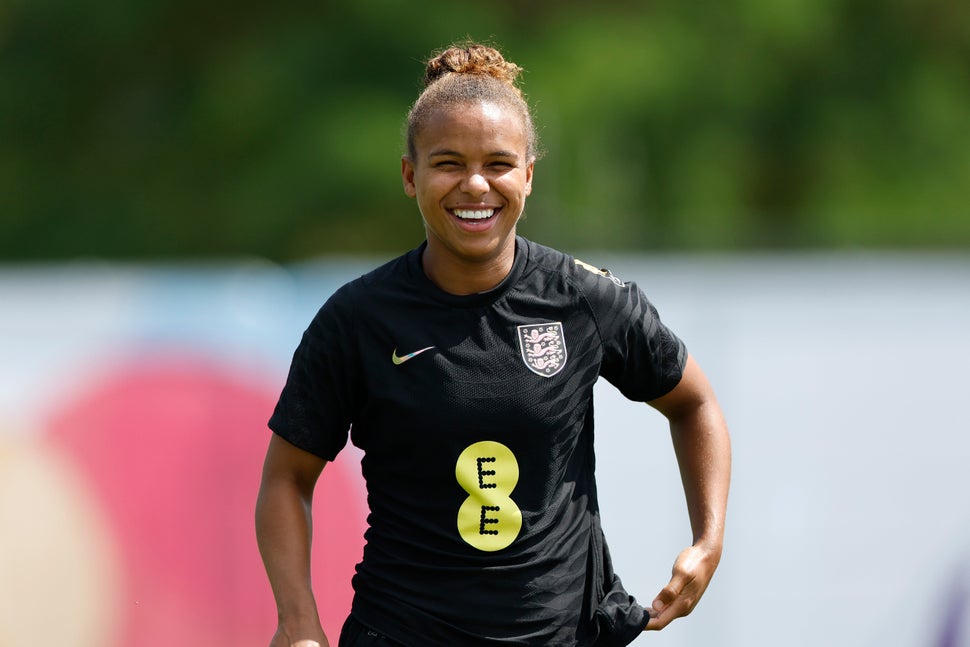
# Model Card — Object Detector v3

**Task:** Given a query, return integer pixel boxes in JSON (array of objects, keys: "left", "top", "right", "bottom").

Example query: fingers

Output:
[
  {"left": 645, "top": 575, "right": 694, "bottom": 630},
  {"left": 644, "top": 546, "right": 714, "bottom": 631}
]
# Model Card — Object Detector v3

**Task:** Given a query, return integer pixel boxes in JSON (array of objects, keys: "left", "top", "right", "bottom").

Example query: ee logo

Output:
[{"left": 455, "top": 441, "right": 522, "bottom": 552}]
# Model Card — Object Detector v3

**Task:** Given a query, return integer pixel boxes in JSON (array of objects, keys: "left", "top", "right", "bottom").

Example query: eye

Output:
[{"left": 433, "top": 159, "right": 461, "bottom": 168}]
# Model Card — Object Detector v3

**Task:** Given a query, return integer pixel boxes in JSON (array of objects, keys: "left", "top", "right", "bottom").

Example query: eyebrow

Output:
[{"left": 427, "top": 149, "right": 519, "bottom": 160}]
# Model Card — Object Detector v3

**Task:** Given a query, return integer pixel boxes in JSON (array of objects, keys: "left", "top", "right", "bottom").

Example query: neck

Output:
[{"left": 421, "top": 240, "right": 517, "bottom": 296}]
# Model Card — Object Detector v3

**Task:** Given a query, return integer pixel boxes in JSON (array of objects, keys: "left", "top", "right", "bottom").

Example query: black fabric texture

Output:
[{"left": 269, "top": 237, "right": 687, "bottom": 646}]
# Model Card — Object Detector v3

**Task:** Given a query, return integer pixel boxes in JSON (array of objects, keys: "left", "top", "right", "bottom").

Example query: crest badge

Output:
[{"left": 516, "top": 322, "right": 567, "bottom": 378}]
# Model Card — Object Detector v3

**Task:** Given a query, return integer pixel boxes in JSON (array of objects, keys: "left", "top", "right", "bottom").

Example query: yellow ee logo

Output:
[{"left": 455, "top": 441, "right": 522, "bottom": 552}]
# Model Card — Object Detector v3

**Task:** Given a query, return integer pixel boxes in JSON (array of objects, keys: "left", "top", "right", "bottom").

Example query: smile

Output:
[{"left": 454, "top": 209, "right": 496, "bottom": 221}]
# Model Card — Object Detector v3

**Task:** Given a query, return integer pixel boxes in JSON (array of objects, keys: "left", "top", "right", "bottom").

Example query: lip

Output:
[{"left": 448, "top": 205, "right": 502, "bottom": 230}]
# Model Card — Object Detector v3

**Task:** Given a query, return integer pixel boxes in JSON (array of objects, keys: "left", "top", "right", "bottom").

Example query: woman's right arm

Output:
[{"left": 256, "top": 433, "right": 330, "bottom": 647}]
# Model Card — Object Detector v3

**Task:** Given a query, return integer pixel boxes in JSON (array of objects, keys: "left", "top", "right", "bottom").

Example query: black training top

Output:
[{"left": 269, "top": 237, "right": 687, "bottom": 646}]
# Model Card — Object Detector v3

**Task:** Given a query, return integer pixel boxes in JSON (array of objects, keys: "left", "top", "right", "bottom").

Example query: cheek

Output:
[
  {"left": 506, "top": 175, "right": 532, "bottom": 200},
  {"left": 417, "top": 177, "right": 451, "bottom": 207},
  {"left": 414, "top": 191, "right": 442, "bottom": 222}
]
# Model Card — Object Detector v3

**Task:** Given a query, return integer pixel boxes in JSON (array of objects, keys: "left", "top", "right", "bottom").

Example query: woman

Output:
[{"left": 256, "top": 43, "right": 731, "bottom": 647}]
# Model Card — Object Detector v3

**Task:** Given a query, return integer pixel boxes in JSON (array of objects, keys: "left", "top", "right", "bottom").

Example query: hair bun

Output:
[{"left": 424, "top": 43, "right": 523, "bottom": 88}]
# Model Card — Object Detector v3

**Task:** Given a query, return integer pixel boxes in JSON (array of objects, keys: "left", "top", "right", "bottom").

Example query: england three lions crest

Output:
[{"left": 517, "top": 322, "right": 567, "bottom": 378}]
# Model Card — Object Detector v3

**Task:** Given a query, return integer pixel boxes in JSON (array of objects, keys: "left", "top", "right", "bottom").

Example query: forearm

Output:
[
  {"left": 256, "top": 474, "right": 322, "bottom": 627},
  {"left": 645, "top": 356, "right": 731, "bottom": 630},
  {"left": 670, "top": 397, "right": 731, "bottom": 553}
]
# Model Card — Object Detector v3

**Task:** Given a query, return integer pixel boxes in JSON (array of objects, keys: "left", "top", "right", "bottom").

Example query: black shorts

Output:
[{"left": 338, "top": 615, "right": 404, "bottom": 647}]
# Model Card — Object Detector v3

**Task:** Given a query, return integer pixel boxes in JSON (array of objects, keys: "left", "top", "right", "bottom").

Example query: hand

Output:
[
  {"left": 644, "top": 543, "right": 721, "bottom": 631},
  {"left": 268, "top": 625, "right": 330, "bottom": 647}
]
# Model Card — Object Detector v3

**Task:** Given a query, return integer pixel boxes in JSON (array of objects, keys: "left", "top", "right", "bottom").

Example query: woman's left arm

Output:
[{"left": 644, "top": 353, "right": 732, "bottom": 631}]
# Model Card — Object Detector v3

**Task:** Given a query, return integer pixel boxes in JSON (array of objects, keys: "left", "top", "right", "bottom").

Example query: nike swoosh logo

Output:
[{"left": 391, "top": 346, "right": 435, "bottom": 365}]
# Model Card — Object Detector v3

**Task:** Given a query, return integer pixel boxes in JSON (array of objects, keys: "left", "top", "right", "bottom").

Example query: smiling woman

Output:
[
  {"left": 400, "top": 44, "right": 539, "bottom": 295},
  {"left": 256, "top": 42, "right": 731, "bottom": 647},
  {"left": 402, "top": 100, "right": 534, "bottom": 295}
]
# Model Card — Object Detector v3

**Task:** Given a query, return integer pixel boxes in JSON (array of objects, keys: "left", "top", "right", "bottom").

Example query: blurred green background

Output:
[{"left": 2, "top": 0, "right": 968, "bottom": 261}]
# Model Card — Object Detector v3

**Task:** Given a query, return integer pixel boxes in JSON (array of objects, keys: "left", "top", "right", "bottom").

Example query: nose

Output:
[{"left": 461, "top": 171, "right": 489, "bottom": 197}]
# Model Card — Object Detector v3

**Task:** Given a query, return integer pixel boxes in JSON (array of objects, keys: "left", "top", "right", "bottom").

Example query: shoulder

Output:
[
  {"left": 358, "top": 248, "right": 415, "bottom": 288},
  {"left": 324, "top": 247, "right": 418, "bottom": 308},
  {"left": 520, "top": 237, "right": 628, "bottom": 298},
  {"left": 301, "top": 248, "right": 419, "bottom": 339}
]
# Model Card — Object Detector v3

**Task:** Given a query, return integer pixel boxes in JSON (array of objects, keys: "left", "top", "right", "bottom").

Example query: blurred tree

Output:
[{"left": 0, "top": 0, "right": 967, "bottom": 261}]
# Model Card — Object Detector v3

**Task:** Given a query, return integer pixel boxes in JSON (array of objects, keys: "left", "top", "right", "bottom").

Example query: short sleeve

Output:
[
  {"left": 591, "top": 278, "right": 687, "bottom": 402},
  {"left": 268, "top": 285, "right": 361, "bottom": 461}
]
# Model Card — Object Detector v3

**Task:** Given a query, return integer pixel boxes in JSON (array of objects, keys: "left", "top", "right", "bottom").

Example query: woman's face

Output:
[{"left": 402, "top": 100, "right": 534, "bottom": 271}]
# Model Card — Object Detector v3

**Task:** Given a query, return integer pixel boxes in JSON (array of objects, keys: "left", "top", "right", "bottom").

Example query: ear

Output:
[
  {"left": 401, "top": 156, "right": 417, "bottom": 198},
  {"left": 523, "top": 159, "right": 535, "bottom": 197}
]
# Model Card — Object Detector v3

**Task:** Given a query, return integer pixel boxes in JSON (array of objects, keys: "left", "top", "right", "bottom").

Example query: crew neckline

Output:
[{"left": 407, "top": 237, "right": 529, "bottom": 307}]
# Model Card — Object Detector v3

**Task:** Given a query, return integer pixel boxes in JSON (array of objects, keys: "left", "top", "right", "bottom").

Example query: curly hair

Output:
[{"left": 405, "top": 43, "right": 540, "bottom": 161}]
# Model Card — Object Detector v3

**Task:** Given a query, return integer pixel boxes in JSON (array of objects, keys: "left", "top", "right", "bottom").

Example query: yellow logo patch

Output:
[{"left": 455, "top": 441, "right": 522, "bottom": 552}]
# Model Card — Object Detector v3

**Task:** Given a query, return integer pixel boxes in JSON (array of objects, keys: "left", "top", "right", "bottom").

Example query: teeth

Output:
[{"left": 454, "top": 209, "right": 495, "bottom": 220}]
